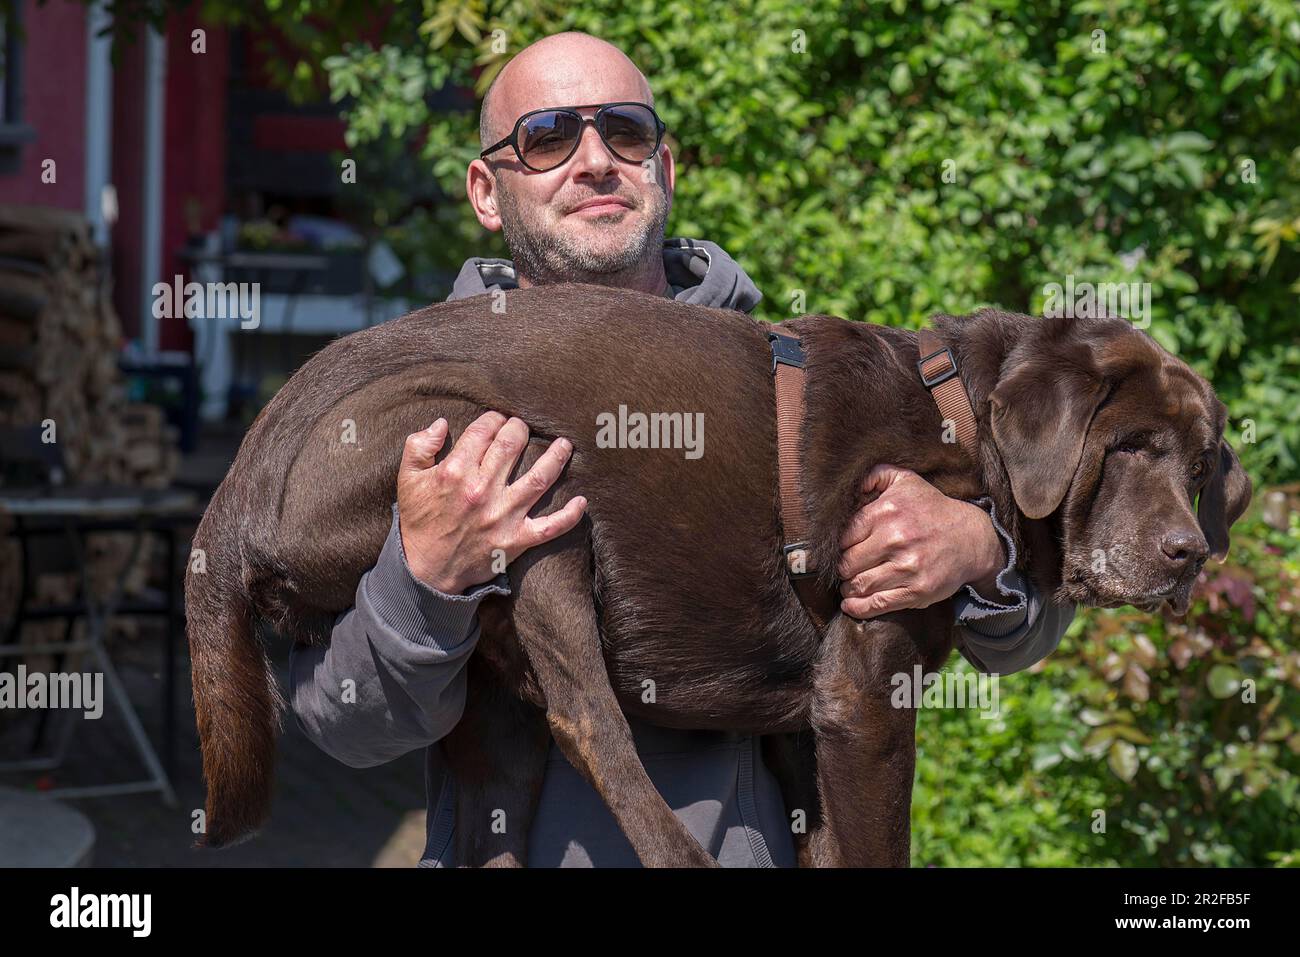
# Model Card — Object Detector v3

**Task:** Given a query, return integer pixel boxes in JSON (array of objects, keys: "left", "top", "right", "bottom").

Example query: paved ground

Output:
[
  {"left": 1, "top": 630, "right": 430, "bottom": 867},
  {"left": 1, "top": 422, "right": 431, "bottom": 868}
]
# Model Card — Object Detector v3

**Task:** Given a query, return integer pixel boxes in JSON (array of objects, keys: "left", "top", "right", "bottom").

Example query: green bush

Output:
[
  {"left": 915, "top": 501, "right": 1300, "bottom": 866},
  {"left": 325, "top": 0, "right": 1300, "bottom": 483}
]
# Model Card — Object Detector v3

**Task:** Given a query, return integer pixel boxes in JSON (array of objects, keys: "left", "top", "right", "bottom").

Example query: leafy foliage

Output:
[
  {"left": 915, "top": 502, "right": 1300, "bottom": 866},
  {"left": 321, "top": 0, "right": 1299, "bottom": 483}
]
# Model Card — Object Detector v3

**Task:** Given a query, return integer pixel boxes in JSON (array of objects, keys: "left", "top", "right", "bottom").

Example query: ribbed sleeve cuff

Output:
[
  {"left": 362, "top": 504, "right": 511, "bottom": 651},
  {"left": 952, "top": 496, "right": 1030, "bottom": 638}
]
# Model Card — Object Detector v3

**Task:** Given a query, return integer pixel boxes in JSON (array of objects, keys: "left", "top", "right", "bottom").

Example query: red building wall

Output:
[
  {"left": 159, "top": 11, "right": 229, "bottom": 350},
  {"left": 0, "top": 0, "right": 87, "bottom": 209}
]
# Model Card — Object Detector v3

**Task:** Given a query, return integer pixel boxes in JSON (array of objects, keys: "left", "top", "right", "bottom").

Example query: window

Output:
[{"left": 0, "top": 3, "right": 36, "bottom": 173}]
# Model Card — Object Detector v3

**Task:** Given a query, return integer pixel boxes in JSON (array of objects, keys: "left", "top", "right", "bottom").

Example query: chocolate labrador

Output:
[{"left": 185, "top": 283, "right": 1251, "bottom": 866}]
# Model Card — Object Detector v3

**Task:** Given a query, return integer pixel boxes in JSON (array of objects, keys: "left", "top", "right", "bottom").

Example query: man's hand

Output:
[
  {"left": 837, "top": 464, "right": 1004, "bottom": 620},
  {"left": 396, "top": 411, "right": 587, "bottom": 594}
]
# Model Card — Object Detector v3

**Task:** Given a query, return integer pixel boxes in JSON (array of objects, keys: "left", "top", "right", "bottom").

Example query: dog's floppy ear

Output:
[
  {"left": 989, "top": 359, "right": 1107, "bottom": 520},
  {"left": 1197, "top": 440, "right": 1252, "bottom": 561}
]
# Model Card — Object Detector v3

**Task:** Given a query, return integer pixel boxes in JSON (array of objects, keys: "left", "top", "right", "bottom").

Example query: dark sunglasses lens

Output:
[
  {"left": 599, "top": 105, "right": 659, "bottom": 160},
  {"left": 519, "top": 111, "right": 581, "bottom": 168}
]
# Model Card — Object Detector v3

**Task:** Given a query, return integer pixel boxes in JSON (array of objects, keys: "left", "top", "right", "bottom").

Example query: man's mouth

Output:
[{"left": 568, "top": 197, "right": 633, "bottom": 217}]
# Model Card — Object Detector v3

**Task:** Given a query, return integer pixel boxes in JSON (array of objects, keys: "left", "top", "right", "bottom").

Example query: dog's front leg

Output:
[{"left": 809, "top": 613, "right": 927, "bottom": 867}]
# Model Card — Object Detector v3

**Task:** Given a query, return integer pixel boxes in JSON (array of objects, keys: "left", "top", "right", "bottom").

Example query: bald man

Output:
[{"left": 288, "top": 32, "right": 1074, "bottom": 867}]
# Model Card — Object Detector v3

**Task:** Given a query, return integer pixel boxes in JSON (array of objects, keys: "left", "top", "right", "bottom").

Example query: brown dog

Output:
[{"left": 185, "top": 283, "right": 1251, "bottom": 866}]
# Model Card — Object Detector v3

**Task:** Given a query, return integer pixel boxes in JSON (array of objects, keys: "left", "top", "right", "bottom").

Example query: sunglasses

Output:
[{"left": 479, "top": 101, "right": 667, "bottom": 173}]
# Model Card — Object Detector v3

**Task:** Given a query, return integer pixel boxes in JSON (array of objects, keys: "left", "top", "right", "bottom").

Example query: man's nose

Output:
[
  {"left": 570, "top": 118, "right": 618, "bottom": 173},
  {"left": 1159, "top": 529, "right": 1209, "bottom": 574}
]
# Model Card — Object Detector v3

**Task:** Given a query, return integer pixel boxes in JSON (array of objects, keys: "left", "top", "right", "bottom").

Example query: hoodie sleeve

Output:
[
  {"left": 951, "top": 497, "right": 1075, "bottom": 675},
  {"left": 288, "top": 504, "right": 509, "bottom": 768}
]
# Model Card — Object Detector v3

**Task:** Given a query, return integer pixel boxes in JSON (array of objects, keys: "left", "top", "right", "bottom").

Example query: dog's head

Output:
[{"left": 987, "top": 314, "right": 1252, "bottom": 615}]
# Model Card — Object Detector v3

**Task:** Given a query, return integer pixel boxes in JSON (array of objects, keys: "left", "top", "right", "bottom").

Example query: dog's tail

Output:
[{"left": 185, "top": 515, "right": 283, "bottom": 848}]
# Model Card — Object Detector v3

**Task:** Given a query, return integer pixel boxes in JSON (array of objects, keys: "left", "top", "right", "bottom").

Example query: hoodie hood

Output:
[{"left": 446, "top": 237, "right": 762, "bottom": 313}]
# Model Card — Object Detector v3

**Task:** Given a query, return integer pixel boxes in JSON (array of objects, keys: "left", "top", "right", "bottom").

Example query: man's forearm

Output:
[{"left": 956, "top": 580, "right": 1076, "bottom": 675}]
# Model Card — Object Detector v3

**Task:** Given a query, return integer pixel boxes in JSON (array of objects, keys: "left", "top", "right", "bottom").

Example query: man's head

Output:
[
  {"left": 986, "top": 313, "right": 1252, "bottom": 615},
  {"left": 468, "top": 32, "right": 675, "bottom": 292}
]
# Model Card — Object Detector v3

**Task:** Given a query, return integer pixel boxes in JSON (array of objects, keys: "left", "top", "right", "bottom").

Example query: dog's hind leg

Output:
[
  {"left": 509, "top": 533, "right": 718, "bottom": 868},
  {"left": 441, "top": 654, "right": 549, "bottom": 867}
]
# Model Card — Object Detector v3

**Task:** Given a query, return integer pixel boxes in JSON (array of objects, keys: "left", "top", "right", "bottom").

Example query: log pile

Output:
[
  {"left": 0, "top": 205, "right": 180, "bottom": 648},
  {"left": 0, "top": 204, "right": 181, "bottom": 485}
]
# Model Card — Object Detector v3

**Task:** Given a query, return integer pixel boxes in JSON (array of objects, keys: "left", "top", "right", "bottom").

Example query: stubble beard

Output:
[{"left": 496, "top": 177, "right": 670, "bottom": 287}]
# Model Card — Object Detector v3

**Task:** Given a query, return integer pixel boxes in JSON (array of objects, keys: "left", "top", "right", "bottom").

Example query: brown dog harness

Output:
[
  {"left": 916, "top": 328, "right": 979, "bottom": 456},
  {"left": 767, "top": 325, "right": 978, "bottom": 629},
  {"left": 767, "top": 329, "right": 833, "bottom": 627}
]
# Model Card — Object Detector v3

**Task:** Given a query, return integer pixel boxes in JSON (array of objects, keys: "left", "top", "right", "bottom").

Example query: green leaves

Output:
[
  {"left": 302, "top": 0, "right": 1300, "bottom": 478},
  {"left": 1207, "top": 664, "right": 1245, "bottom": 699},
  {"left": 1108, "top": 741, "right": 1140, "bottom": 783},
  {"left": 916, "top": 504, "right": 1300, "bottom": 866},
  {"left": 888, "top": 61, "right": 912, "bottom": 95}
]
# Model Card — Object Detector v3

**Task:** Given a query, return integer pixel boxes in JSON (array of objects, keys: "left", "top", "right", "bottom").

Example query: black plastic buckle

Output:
[
  {"left": 768, "top": 332, "right": 806, "bottom": 373},
  {"left": 783, "top": 542, "right": 815, "bottom": 579},
  {"left": 917, "top": 347, "right": 958, "bottom": 389}
]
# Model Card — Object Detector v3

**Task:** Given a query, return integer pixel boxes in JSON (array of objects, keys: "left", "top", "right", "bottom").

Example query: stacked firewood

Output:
[
  {"left": 0, "top": 204, "right": 180, "bottom": 485},
  {"left": 0, "top": 205, "right": 181, "bottom": 646}
]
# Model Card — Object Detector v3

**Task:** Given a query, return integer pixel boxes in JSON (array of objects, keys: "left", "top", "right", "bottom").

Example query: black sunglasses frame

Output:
[{"left": 479, "top": 101, "right": 667, "bottom": 172}]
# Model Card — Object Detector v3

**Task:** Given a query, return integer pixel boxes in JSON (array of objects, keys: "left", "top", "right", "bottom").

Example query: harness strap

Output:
[
  {"left": 766, "top": 324, "right": 979, "bottom": 631},
  {"left": 916, "top": 328, "right": 978, "bottom": 457},
  {"left": 768, "top": 330, "right": 835, "bottom": 629}
]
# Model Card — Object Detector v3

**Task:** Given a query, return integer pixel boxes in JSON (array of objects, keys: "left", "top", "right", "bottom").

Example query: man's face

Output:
[{"left": 480, "top": 103, "right": 673, "bottom": 286}]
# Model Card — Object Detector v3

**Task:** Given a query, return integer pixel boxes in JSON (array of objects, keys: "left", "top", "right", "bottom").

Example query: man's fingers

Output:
[
  {"left": 445, "top": 410, "right": 509, "bottom": 469},
  {"left": 837, "top": 519, "right": 913, "bottom": 575},
  {"left": 401, "top": 419, "right": 449, "bottom": 473},
  {"left": 518, "top": 496, "right": 587, "bottom": 548},
  {"left": 839, "top": 561, "right": 909, "bottom": 600},
  {"left": 479, "top": 416, "right": 531, "bottom": 483},
  {"left": 839, "top": 506, "right": 874, "bottom": 552},
  {"left": 841, "top": 586, "right": 917, "bottom": 620},
  {"left": 508, "top": 436, "right": 573, "bottom": 510},
  {"left": 839, "top": 492, "right": 902, "bottom": 550},
  {"left": 860, "top": 463, "right": 906, "bottom": 498}
]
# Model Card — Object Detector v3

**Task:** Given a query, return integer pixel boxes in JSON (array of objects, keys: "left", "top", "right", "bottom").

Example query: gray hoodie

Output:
[{"left": 289, "top": 237, "right": 1075, "bottom": 867}]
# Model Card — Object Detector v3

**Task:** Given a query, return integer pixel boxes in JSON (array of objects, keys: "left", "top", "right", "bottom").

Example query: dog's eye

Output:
[
  {"left": 1190, "top": 458, "right": 1208, "bottom": 482},
  {"left": 1113, "top": 441, "right": 1143, "bottom": 455}
]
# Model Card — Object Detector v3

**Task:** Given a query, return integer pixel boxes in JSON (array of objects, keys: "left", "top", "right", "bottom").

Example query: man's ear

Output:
[
  {"left": 1197, "top": 440, "right": 1252, "bottom": 561},
  {"left": 989, "top": 362, "right": 1107, "bottom": 520}
]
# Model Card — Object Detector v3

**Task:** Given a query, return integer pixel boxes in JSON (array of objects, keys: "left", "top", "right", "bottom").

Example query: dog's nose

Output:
[{"left": 1160, "top": 530, "right": 1208, "bottom": 573}]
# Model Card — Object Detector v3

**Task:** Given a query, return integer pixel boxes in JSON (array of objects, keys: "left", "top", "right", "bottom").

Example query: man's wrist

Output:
[
  {"left": 967, "top": 560, "right": 1005, "bottom": 603},
  {"left": 962, "top": 500, "right": 1007, "bottom": 601},
  {"left": 397, "top": 510, "right": 481, "bottom": 595}
]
